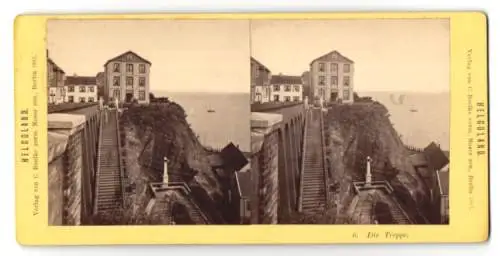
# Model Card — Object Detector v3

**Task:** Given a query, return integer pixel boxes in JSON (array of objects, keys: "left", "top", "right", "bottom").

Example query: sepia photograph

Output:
[
  {"left": 46, "top": 19, "right": 251, "bottom": 225},
  {"left": 249, "top": 19, "right": 450, "bottom": 224}
]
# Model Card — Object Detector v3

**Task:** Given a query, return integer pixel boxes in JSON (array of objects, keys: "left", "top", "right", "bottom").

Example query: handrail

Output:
[
  {"left": 151, "top": 182, "right": 211, "bottom": 224},
  {"left": 319, "top": 108, "right": 330, "bottom": 207},
  {"left": 92, "top": 110, "right": 104, "bottom": 215},
  {"left": 114, "top": 109, "right": 127, "bottom": 208},
  {"left": 297, "top": 108, "right": 309, "bottom": 212}
]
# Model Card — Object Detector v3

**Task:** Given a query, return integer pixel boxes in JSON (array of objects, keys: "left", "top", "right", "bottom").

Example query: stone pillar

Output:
[
  {"left": 366, "top": 156, "right": 372, "bottom": 185},
  {"left": 286, "top": 125, "right": 297, "bottom": 210},
  {"left": 48, "top": 113, "right": 87, "bottom": 225},
  {"left": 304, "top": 96, "right": 309, "bottom": 109},
  {"left": 163, "top": 157, "right": 169, "bottom": 184},
  {"left": 251, "top": 112, "right": 282, "bottom": 224}
]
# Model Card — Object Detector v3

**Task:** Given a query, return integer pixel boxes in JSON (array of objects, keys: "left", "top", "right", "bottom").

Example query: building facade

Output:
[
  {"left": 270, "top": 75, "right": 303, "bottom": 102},
  {"left": 310, "top": 50, "right": 354, "bottom": 103},
  {"left": 103, "top": 51, "right": 151, "bottom": 104},
  {"left": 250, "top": 57, "right": 272, "bottom": 103},
  {"left": 64, "top": 76, "right": 98, "bottom": 103},
  {"left": 47, "top": 53, "right": 66, "bottom": 105}
]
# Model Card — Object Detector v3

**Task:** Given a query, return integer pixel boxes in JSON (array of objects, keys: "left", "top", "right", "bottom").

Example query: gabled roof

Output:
[
  {"left": 48, "top": 58, "right": 65, "bottom": 74},
  {"left": 103, "top": 50, "right": 152, "bottom": 67},
  {"left": 65, "top": 76, "right": 97, "bottom": 86},
  {"left": 310, "top": 50, "right": 354, "bottom": 65},
  {"left": 423, "top": 142, "right": 449, "bottom": 171},
  {"left": 271, "top": 75, "right": 302, "bottom": 85},
  {"left": 250, "top": 57, "right": 271, "bottom": 73},
  {"left": 220, "top": 142, "right": 249, "bottom": 171}
]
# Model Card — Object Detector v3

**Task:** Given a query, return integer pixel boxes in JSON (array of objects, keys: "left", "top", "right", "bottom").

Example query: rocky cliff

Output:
[
  {"left": 324, "top": 102, "right": 430, "bottom": 224},
  {"left": 119, "top": 102, "right": 227, "bottom": 224}
]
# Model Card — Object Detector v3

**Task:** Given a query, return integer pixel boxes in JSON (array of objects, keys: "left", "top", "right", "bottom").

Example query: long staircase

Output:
[
  {"left": 94, "top": 109, "right": 125, "bottom": 214},
  {"left": 385, "top": 195, "right": 412, "bottom": 224},
  {"left": 299, "top": 108, "right": 328, "bottom": 214}
]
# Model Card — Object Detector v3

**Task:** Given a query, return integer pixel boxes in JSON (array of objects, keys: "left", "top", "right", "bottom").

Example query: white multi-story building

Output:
[
  {"left": 310, "top": 50, "right": 355, "bottom": 103},
  {"left": 270, "top": 75, "right": 303, "bottom": 102},
  {"left": 64, "top": 76, "right": 98, "bottom": 103}
]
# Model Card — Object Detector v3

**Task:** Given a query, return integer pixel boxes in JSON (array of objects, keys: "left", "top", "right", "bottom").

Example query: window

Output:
[
  {"left": 113, "top": 89, "right": 120, "bottom": 99},
  {"left": 285, "top": 96, "right": 291, "bottom": 102},
  {"left": 285, "top": 85, "right": 291, "bottom": 92},
  {"left": 68, "top": 86, "right": 75, "bottom": 92},
  {"left": 319, "top": 62, "right": 325, "bottom": 72},
  {"left": 319, "top": 76, "right": 325, "bottom": 85},
  {"left": 79, "top": 86, "right": 86, "bottom": 93},
  {"left": 273, "top": 95, "right": 279, "bottom": 102},
  {"left": 126, "top": 54, "right": 133, "bottom": 61},
  {"left": 113, "top": 63, "right": 120, "bottom": 72},
  {"left": 293, "top": 96, "right": 300, "bottom": 102},
  {"left": 343, "top": 64, "right": 350, "bottom": 73},
  {"left": 126, "top": 64, "right": 133, "bottom": 73},
  {"left": 126, "top": 76, "right": 133, "bottom": 86},
  {"left": 331, "top": 63, "right": 338, "bottom": 72},
  {"left": 139, "top": 64, "right": 146, "bottom": 73},
  {"left": 294, "top": 85, "right": 300, "bottom": 92},
  {"left": 343, "top": 90, "right": 350, "bottom": 100},
  {"left": 139, "top": 77, "right": 146, "bottom": 87},
  {"left": 273, "top": 85, "right": 280, "bottom": 91},
  {"left": 331, "top": 76, "right": 338, "bottom": 85},
  {"left": 88, "top": 97, "right": 94, "bottom": 102},
  {"left": 113, "top": 76, "right": 120, "bottom": 86},
  {"left": 89, "top": 86, "right": 95, "bottom": 92},
  {"left": 68, "top": 96, "right": 74, "bottom": 103},
  {"left": 79, "top": 97, "right": 85, "bottom": 103},
  {"left": 343, "top": 76, "right": 350, "bottom": 86},
  {"left": 139, "top": 91, "right": 146, "bottom": 101}
]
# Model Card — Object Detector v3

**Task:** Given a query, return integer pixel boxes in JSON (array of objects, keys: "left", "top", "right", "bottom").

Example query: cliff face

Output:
[
  {"left": 325, "top": 102, "right": 430, "bottom": 223},
  {"left": 120, "top": 102, "right": 225, "bottom": 223}
]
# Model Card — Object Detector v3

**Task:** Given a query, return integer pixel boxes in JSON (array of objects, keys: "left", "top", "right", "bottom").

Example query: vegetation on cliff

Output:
[
  {"left": 109, "top": 99, "right": 227, "bottom": 224},
  {"left": 324, "top": 101, "right": 430, "bottom": 223}
]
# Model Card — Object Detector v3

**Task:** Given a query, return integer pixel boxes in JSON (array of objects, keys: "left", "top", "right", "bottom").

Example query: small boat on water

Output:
[
  {"left": 410, "top": 107, "right": 418, "bottom": 112},
  {"left": 207, "top": 109, "right": 216, "bottom": 113}
]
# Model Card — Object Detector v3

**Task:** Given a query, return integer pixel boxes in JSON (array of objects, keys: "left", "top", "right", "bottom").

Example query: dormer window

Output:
[{"left": 113, "top": 63, "right": 120, "bottom": 72}]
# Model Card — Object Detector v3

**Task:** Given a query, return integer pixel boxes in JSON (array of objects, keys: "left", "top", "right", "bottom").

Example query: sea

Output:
[
  {"left": 358, "top": 91, "right": 450, "bottom": 151},
  {"left": 153, "top": 91, "right": 251, "bottom": 153}
]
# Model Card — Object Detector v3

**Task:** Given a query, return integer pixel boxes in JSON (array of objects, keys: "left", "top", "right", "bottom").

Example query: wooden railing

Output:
[
  {"left": 297, "top": 109, "right": 309, "bottom": 212},
  {"left": 92, "top": 110, "right": 104, "bottom": 215},
  {"left": 115, "top": 109, "right": 127, "bottom": 207},
  {"left": 319, "top": 109, "right": 330, "bottom": 207},
  {"left": 151, "top": 182, "right": 210, "bottom": 224}
]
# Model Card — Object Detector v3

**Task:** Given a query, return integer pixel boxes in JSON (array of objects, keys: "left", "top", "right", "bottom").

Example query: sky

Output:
[
  {"left": 47, "top": 19, "right": 250, "bottom": 93},
  {"left": 250, "top": 19, "right": 450, "bottom": 93},
  {"left": 47, "top": 19, "right": 449, "bottom": 94}
]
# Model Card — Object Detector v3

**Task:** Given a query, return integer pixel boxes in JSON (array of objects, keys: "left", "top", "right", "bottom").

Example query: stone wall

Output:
[
  {"left": 48, "top": 112, "right": 100, "bottom": 225},
  {"left": 251, "top": 112, "right": 282, "bottom": 224}
]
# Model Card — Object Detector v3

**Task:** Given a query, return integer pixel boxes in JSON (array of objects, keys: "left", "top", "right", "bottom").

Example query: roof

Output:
[
  {"left": 250, "top": 57, "right": 271, "bottom": 73},
  {"left": 48, "top": 58, "right": 65, "bottom": 74},
  {"left": 437, "top": 170, "right": 449, "bottom": 196},
  {"left": 103, "top": 50, "right": 152, "bottom": 67},
  {"left": 65, "top": 76, "right": 97, "bottom": 86},
  {"left": 235, "top": 171, "right": 252, "bottom": 199},
  {"left": 309, "top": 50, "right": 355, "bottom": 65},
  {"left": 220, "top": 142, "right": 249, "bottom": 171},
  {"left": 271, "top": 75, "right": 302, "bottom": 85},
  {"left": 423, "top": 142, "right": 449, "bottom": 171}
]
